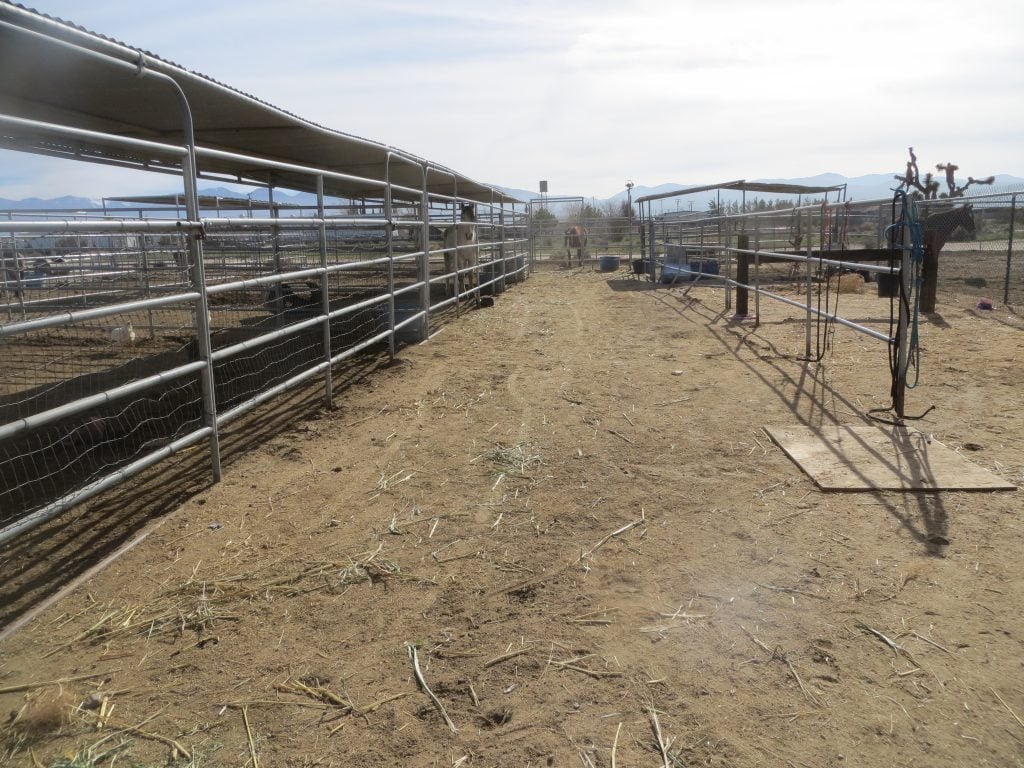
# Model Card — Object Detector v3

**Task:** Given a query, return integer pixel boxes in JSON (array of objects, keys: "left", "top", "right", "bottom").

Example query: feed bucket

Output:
[{"left": 877, "top": 272, "right": 899, "bottom": 298}]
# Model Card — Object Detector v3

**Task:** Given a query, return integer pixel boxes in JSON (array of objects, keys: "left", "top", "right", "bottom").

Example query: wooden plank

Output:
[{"left": 765, "top": 425, "right": 1018, "bottom": 491}]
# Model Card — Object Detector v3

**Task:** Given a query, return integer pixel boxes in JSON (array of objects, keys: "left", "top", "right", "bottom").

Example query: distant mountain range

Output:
[
  {"left": 498, "top": 173, "right": 1024, "bottom": 211},
  {"left": 3, "top": 173, "right": 1022, "bottom": 213},
  {"left": 0, "top": 187, "right": 335, "bottom": 212}
]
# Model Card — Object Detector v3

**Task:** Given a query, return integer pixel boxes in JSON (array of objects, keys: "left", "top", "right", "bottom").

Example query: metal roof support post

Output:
[
  {"left": 149, "top": 63, "right": 222, "bottom": 483},
  {"left": 182, "top": 152, "right": 222, "bottom": 484},
  {"left": 316, "top": 174, "right": 333, "bottom": 407},
  {"left": 384, "top": 154, "right": 396, "bottom": 361}
]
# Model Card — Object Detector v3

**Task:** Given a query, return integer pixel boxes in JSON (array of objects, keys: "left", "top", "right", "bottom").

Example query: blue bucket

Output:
[
  {"left": 599, "top": 256, "right": 620, "bottom": 272},
  {"left": 660, "top": 259, "right": 720, "bottom": 284}
]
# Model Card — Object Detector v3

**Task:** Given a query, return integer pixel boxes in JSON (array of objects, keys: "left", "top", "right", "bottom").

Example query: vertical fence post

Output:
[
  {"left": 182, "top": 148, "right": 221, "bottom": 482},
  {"left": 316, "top": 175, "right": 333, "bottom": 407},
  {"left": 804, "top": 207, "right": 813, "bottom": 359},
  {"left": 2, "top": 216, "right": 12, "bottom": 321},
  {"left": 638, "top": 207, "right": 645, "bottom": 268},
  {"left": 138, "top": 210, "right": 155, "bottom": 339},
  {"left": 627, "top": 188, "right": 634, "bottom": 263},
  {"left": 384, "top": 154, "right": 396, "bottom": 361},
  {"left": 754, "top": 248, "right": 761, "bottom": 327},
  {"left": 419, "top": 163, "right": 431, "bottom": 342},
  {"left": 647, "top": 217, "right": 656, "bottom": 283},
  {"left": 736, "top": 234, "right": 749, "bottom": 317},
  {"left": 1005, "top": 193, "right": 1017, "bottom": 307},
  {"left": 724, "top": 218, "right": 733, "bottom": 311},
  {"left": 270, "top": 184, "right": 280, "bottom": 273},
  {"left": 498, "top": 202, "right": 506, "bottom": 293}
]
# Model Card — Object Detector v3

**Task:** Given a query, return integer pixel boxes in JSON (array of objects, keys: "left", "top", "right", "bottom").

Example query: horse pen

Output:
[{"left": 3, "top": 6, "right": 1024, "bottom": 768}]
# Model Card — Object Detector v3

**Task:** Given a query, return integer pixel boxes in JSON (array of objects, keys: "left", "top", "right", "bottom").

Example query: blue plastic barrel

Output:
[{"left": 599, "top": 256, "right": 620, "bottom": 272}]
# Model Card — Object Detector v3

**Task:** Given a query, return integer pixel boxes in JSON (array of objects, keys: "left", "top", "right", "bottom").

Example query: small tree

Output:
[
  {"left": 564, "top": 202, "right": 604, "bottom": 223},
  {"left": 895, "top": 146, "right": 995, "bottom": 199}
]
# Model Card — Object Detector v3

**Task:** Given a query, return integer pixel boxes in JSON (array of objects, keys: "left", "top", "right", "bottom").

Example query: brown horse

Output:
[
  {"left": 919, "top": 204, "right": 976, "bottom": 312},
  {"left": 921, "top": 204, "right": 975, "bottom": 252},
  {"left": 564, "top": 224, "right": 588, "bottom": 266}
]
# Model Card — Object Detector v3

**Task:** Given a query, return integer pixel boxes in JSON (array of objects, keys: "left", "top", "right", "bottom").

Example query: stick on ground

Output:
[
  {"left": 242, "top": 705, "right": 260, "bottom": 768},
  {"left": 407, "top": 643, "right": 457, "bottom": 733},
  {"left": 992, "top": 688, "right": 1024, "bottom": 730},
  {"left": 647, "top": 703, "right": 672, "bottom": 768}
]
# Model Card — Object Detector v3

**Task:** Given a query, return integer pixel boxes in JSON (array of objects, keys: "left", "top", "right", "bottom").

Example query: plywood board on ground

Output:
[{"left": 765, "top": 425, "right": 1017, "bottom": 491}]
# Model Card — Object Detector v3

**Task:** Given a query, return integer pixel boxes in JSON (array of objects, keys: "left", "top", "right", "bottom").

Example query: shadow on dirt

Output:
[
  {"left": 637, "top": 283, "right": 955, "bottom": 557},
  {"left": 0, "top": 348, "right": 392, "bottom": 635}
]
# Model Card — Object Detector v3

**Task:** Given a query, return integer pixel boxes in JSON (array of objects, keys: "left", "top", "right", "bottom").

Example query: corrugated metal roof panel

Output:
[{"left": 0, "top": 2, "right": 513, "bottom": 204}]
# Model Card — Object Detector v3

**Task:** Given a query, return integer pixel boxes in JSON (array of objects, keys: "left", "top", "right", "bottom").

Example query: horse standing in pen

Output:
[
  {"left": 921, "top": 204, "right": 975, "bottom": 252},
  {"left": 564, "top": 224, "right": 588, "bottom": 267},
  {"left": 918, "top": 204, "right": 976, "bottom": 313},
  {"left": 444, "top": 204, "right": 479, "bottom": 299}
]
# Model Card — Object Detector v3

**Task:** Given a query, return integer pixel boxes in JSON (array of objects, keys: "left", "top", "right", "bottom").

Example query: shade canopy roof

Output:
[
  {"left": 635, "top": 180, "right": 847, "bottom": 205},
  {"left": 0, "top": 2, "right": 514, "bottom": 205},
  {"left": 105, "top": 194, "right": 307, "bottom": 211}
]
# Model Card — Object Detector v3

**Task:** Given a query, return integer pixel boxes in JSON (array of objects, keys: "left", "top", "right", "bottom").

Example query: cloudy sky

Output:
[{"left": 2, "top": 0, "right": 1022, "bottom": 200}]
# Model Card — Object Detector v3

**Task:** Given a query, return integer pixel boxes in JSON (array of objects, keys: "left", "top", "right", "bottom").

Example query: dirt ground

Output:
[{"left": 1, "top": 264, "right": 1023, "bottom": 768}]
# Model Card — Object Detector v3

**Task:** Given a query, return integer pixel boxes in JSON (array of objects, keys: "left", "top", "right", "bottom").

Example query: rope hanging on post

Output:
[{"left": 871, "top": 190, "right": 934, "bottom": 423}]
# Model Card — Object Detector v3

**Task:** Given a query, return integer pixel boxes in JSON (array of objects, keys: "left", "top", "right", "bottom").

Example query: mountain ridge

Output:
[
  {"left": 2, "top": 173, "right": 1021, "bottom": 211},
  {"left": 500, "top": 173, "right": 1024, "bottom": 208}
]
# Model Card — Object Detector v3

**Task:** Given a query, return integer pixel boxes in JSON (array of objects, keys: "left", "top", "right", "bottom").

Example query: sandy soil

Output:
[{"left": 1, "top": 265, "right": 1022, "bottom": 768}]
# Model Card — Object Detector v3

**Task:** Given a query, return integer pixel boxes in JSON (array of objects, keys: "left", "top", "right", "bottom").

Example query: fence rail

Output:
[
  {"left": 637, "top": 190, "right": 1022, "bottom": 309},
  {"left": 0, "top": 206, "right": 529, "bottom": 544},
  {"left": 632, "top": 192, "right": 1024, "bottom": 418}
]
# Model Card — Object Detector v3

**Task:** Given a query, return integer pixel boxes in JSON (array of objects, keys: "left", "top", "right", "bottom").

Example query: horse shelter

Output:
[{"left": 0, "top": 3, "right": 529, "bottom": 553}]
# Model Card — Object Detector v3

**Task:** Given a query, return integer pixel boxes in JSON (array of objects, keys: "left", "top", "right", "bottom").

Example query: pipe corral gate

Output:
[{"left": 633, "top": 181, "right": 1020, "bottom": 421}]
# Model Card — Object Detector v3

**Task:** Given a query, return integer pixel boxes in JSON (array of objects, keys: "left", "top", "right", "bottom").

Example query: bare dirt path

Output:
[{"left": 2, "top": 267, "right": 1022, "bottom": 767}]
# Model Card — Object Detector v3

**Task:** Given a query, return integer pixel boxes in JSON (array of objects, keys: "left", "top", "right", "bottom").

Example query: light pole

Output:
[{"left": 626, "top": 180, "right": 634, "bottom": 262}]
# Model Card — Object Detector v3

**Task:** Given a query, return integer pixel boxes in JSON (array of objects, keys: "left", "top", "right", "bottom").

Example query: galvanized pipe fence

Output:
[
  {"left": 638, "top": 190, "right": 1022, "bottom": 306},
  {"left": 0, "top": 128, "right": 528, "bottom": 547},
  {"left": 635, "top": 189, "right": 1022, "bottom": 416},
  {"left": 636, "top": 198, "right": 918, "bottom": 411}
]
